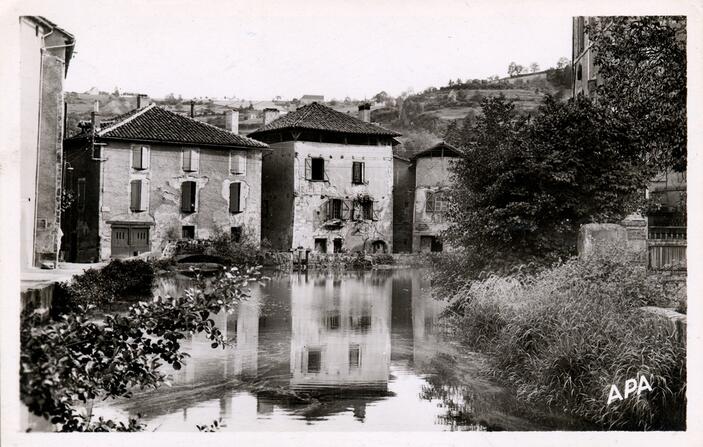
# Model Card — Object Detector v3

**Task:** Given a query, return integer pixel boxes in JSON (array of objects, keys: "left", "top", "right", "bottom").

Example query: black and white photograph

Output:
[{"left": 1, "top": 0, "right": 701, "bottom": 445}]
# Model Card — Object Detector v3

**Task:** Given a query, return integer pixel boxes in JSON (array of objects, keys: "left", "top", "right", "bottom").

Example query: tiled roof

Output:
[
  {"left": 411, "top": 141, "right": 463, "bottom": 160},
  {"left": 86, "top": 104, "right": 268, "bottom": 148},
  {"left": 249, "top": 102, "right": 401, "bottom": 138}
]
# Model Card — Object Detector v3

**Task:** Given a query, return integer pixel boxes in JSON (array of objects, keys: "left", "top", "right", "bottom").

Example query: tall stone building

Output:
[
  {"left": 411, "top": 142, "right": 462, "bottom": 252},
  {"left": 19, "top": 16, "right": 75, "bottom": 269},
  {"left": 250, "top": 102, "right": 400, "bottom": 254},
  {"left": 62, "top": 104, "right": 267, "bottom": 261}
]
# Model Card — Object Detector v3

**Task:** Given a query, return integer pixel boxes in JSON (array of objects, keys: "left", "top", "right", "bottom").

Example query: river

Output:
[{"left": 92, "top": 268, "right": 590, "bottom": 431}]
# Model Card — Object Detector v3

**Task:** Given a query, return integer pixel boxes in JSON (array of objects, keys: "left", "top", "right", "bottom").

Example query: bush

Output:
[
  {"left": 52, "top": 259, "right": 155, "bottom": 317},
  {"left": 445, "top": 248, "right": 686, "bottom": 429},
  {"left": 373, "top": 253, "right": 394, "bottom": 265},
  {"left": 206, "top": 231, "right": 264, "bottom": 267}
]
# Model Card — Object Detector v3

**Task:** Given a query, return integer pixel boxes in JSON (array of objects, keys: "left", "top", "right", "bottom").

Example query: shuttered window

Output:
[
  {"left": 130, "top": 179, "right": 149, "bottom": 211},
  {"left": 305, "top": 157, "right": 325, "bottom": 181},
  {"left": 181, "top": 181, "right": 197, "bottom": 213},
  {"left": 132, "top": 145, "right": 149, "bottom": 170},
  {"left": 229, "top": 182, "right": 242, "bottom": 213},
  {"left": 352, "top": 161, "right": 365, "bottom": 184},
  {"left": 182, "top": 147, "right": 199, "bottom": 172},
  {"left": 230, "top": 152, "right": 246, "bottom": 175}
]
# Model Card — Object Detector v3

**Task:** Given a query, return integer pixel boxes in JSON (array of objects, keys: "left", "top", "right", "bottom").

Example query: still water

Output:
[{"left": 94, "top": 269, "right": 587, "bottom": 431}]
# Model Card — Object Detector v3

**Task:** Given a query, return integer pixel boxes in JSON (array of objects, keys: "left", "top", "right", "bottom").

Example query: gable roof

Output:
[
  {"left": 73, "top": 104, "right": 268, "bottom": 149},
  {"left": 248, "top": 102, "right": 401, "bottom": 139},
  {"left": 411, "top": 141, "right": 463, "bottom": 160}
]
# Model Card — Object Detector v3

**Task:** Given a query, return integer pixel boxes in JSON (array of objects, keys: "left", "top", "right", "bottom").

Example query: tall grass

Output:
[{"left": 444, "top": 248, "right": 686, "bottom": 430}]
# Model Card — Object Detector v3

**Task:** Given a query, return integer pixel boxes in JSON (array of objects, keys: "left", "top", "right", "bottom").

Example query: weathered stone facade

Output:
[
  {"left": 20, "top": 17, "right": 74, "bottom": 268},
  {"left": 263, "top": 140, "right": 394, "bottom": 253},
  {"left": 253, "top": 102, "right": 400, "bottom": 254},
  {"left": 411, "top": 143, "right": 461, "bottom": 253}
]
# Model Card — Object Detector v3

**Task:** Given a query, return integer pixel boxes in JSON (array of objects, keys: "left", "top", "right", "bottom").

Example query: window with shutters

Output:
[
  {"left": 230, "top": 152, "right": 246, "bottom": 175},
  {"left": 131, "top": 145, "right": 150, "bottom": 170},
  {"left": 352, "top": 161, "right": 365, "bottom": 184},
  {"left": 182, "top": 147, "right": 199, "bottom": 172},
  {"left": 181, "top": 181, "right": 197, "bottom": 213},
  {"left": 129, "top": 179, "right": 149, "bottom": 212},
  {"left": 329, "top": 198, "right": 343, "bottom": 220},
  {"left": 306, "top": 157, "right": 325, "bottom": 181},
  {"left": 229, "top": 182, "right": 242, "bottom": 213}
]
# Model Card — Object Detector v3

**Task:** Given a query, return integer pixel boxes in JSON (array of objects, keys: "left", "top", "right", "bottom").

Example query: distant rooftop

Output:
[
  {"left": 411, "top": 141, "right": 463, "bottom": 160},
  {"left": 249, "top": 102, "right": 400, "bottom": 140}
]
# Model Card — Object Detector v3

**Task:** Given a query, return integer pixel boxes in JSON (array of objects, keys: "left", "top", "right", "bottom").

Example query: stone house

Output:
[
  {"left": 61, "top": 104, "right": 267, "bottom": 261},
  {"left": 411, "top": 142, "right": 462, "bottom": 253},
  {"left": 19, "top": 16, "right": 75, "bottom": 269},
  {"left": 249, "top": 102, "right": 400, "bottom": 254}
]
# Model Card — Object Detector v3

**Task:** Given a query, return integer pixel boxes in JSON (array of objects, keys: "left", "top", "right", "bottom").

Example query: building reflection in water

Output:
[{"left": 289, "top": 271, "right": 392, "bottom": 392}]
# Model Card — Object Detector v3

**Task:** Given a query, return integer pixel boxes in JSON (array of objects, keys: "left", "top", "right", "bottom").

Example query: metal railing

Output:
[{"left": 648, "top": 226, "right": 687, "bottom": 240}]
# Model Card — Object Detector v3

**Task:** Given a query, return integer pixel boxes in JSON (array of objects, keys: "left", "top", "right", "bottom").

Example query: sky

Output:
[{"left": 20, "top": 0, "right": 572, "bottom": 100}]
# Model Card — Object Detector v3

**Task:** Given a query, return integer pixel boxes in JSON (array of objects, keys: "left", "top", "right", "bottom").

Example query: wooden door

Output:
[
  {"left": 130, "top": 227, "right": 150, "bottom": 255},
  {"left": 111, "top": 227, "right": 130, "bottom": 257}
]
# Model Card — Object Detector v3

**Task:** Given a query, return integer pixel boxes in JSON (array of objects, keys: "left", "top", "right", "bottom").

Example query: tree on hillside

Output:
[
  {"left": 529, "top": 62, "right": 540, "bottom": 73},
  {"left": 507, "top": 62, "right": 525, "bottom": 77},
  {"left": 445, "top": 94, "right": 650, "bottom": 270},
  {"left": 556, "top": 57, "right": 571, "bottom": 69},
  {"left": 588, "top": 16, "right": 686, "bottom": 172}
]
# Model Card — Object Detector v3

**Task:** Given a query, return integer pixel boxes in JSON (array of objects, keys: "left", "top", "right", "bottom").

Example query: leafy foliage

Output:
[
  {"left": 51, "top": 259, "right": 155, "bottom": 317},
  {"left": 21, "top": 266, "right": 259, "bottom": 431},
  {"left": 588, "top": 17, "right": 686, "bottom": 172},
  {"left": 444, "top": 248, "right": 686, "bottom": 429},
  {"left": 444, "top": 94, "right": 650, "bottom": 271}
]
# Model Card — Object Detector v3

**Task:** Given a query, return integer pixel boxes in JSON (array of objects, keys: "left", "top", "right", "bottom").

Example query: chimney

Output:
[
  {"left": 91, "top": 100, "right": 100, "bottom": 132},
  {"left": 358, "top": 103, "right": 371, "bottom": 123},
  {"left": 225, "top": 109, "right": 239, "bottom": 134},
  {"left": 263, "top": 108, "right": 280, "bottom": 126},
  {"left": 190, "top": 100, "right": 195, "bottom": 118}
]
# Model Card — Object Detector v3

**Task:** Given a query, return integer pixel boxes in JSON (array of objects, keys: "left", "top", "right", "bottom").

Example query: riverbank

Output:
[{"left": 436, "top": 249, "right": 686, "bottom": 430}]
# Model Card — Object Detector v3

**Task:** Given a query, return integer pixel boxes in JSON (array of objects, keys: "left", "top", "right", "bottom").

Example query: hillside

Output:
[{"left": 64, "top": 66, "right": 571, "bottom": 157}]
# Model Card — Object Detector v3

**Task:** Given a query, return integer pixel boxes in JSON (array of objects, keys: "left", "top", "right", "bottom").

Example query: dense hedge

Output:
[{"left": 442, "top": 248, "right": 686, "bottom": 430}]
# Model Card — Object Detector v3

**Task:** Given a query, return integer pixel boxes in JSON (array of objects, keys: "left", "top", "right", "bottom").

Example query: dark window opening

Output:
[
  {"left": 350, "top": 314, "right": 372, "bottom": 333},
  {"left": 307, "top": 349, "right": 321, "bottom": 373},
  {"left": 130, "top": 179, "right": 142, "bottom": 211},
  {"left": 231, "top": 226, "right": 243, "bottom": 243},
  {"left": 315, "top": 238, "right": 327, "bottom": 253},
  {"left": 362, "top": 201, "right": 374, "bottom": 220},
  {"left": 352, "top": 161, "right": 365, "bottom": 184},
  {"left": 333, "top": 238, "right": 343, "bottom": 253},
  {"left": 311, "top": 157, "right": 325, "bottom": 181},
  {"left": 329, "top": 198, "right": 342, "bottom": 220},
  {"left": 181, "top": 181, "right": 197, "bottom": 213},
  {"left": 182, "top": 225, "right": 195, "bottom": 239},
  {"left": 349, "top": 345, "right": 361, "bottom": 369},
  {"left": 577, "top": 64, "right": 583, "bottom": 81},
  {"left": 327, "top": 312, "right": 340, "bottom": 330},
  {"left": 229, "top": 182, "right": 242, "bottom": 213}
]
